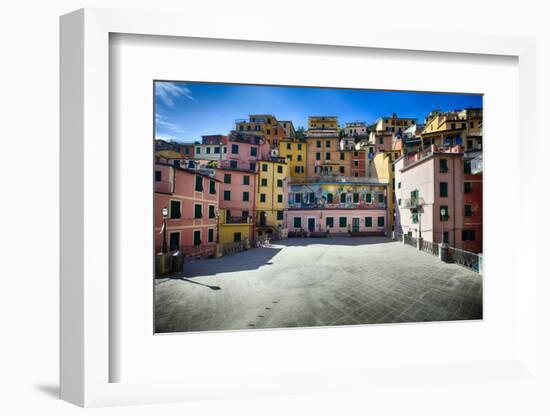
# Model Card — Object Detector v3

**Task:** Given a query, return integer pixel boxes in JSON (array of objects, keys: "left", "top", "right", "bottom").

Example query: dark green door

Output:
[{"left": 308, "top": 218, "right": 315, "bottom": 232}]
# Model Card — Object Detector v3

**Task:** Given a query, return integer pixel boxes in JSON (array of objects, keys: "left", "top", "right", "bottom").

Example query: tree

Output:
[{"left": 295, "top": 126, "right": 306, "bottom": 139}]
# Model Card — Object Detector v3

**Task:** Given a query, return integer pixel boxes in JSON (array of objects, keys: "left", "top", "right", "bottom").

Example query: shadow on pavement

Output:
[
  {"left": 179, "top": 277, "right": 221, "bottom": 290},
  {"left": 162, "top": 246, "right": 282, "bottom": 279}
]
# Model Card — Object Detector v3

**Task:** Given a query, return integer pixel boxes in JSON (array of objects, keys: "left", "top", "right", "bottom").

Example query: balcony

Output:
[
  {"left": 402, "top": 197, "right": 425, "bottom": 210},
  {"left": 224, "top": 216, "right": 251, "bottom": 225},
  {"left": 289, "top": 176, "right": 388, "bottom": 185}
]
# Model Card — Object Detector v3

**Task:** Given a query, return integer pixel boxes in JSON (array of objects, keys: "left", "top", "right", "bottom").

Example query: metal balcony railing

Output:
[{"left": 402, "top": 197, "right": 425, "bottom": 209}]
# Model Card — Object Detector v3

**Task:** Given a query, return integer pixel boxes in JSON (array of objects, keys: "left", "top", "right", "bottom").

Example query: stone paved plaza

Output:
[{"left": 155, "top": 237, "right": 482, "bottom": 333}]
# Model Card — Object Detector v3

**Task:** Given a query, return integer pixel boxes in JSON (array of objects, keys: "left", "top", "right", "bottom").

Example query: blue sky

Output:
[{"left": 154, "top": 81, "right": 482, "bottom": 143}]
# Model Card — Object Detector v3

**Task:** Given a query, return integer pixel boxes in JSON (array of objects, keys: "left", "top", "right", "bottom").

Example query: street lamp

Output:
[
  {"left": 440, "top": 207, "right": 446, "bottom": 246},
  {"left": 162, "top": 207, "right": 168, "bottom": 253}
]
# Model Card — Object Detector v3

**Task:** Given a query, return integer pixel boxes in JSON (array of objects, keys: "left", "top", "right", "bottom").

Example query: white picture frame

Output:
[{"left": 60, "top": 7, "right": 539, "bottom": 408}]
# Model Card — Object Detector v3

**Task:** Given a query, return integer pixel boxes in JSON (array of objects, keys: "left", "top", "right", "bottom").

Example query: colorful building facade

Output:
[
  {"left": 286, "top": 178, "right": 388, "bottom": 235},
  {"left": 255, "top": 158, "right": 288, "bottom": 237},
  {"left": 394, "top": 145, "right": 478, "bottom": 251},
  {"left": 215, "top": 166, "right": 257, "bottom": 244},
  {"left": 154, "top": 164, "right": 220, "bottom": 257}
]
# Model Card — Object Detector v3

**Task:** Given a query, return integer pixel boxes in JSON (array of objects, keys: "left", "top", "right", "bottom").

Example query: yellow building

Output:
[
  {"left": 279, "top": 138, "right": 307, "bottom": 177},
  {"left": 218, "top": 208, "right": 253, "bottom": 244},
  {"left": 371, "top": 151, "right": 401, "bottom": 231},
  {"left": 235, "top": 114, "right": 283, "bottom": 146},
  {"left": 374, "top": 113, "right": 416, "bottom": 133},
  {"left": 308, "top": 116, "right": 339, "bottom": 130},
  {"left": 256, "top": 159, "right": 288, "bottom": 238},
  {"left": 421, "top": 108, "right": 482, "bottom": 150}
]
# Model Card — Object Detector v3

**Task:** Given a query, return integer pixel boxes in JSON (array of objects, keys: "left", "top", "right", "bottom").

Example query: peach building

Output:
[
  {"left": 394, "top": 145, "right": 473, "bottom": 250},
  {"left": 154, "top": 164, "right": 220, "bottom": 257}
]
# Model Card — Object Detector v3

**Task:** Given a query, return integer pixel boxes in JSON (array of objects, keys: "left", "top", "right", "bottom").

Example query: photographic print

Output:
[{"left": 154, "top": 82, "right": 483, "bottom": 333}]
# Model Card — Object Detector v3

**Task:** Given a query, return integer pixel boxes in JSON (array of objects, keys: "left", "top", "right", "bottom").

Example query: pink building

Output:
[
  {"left": 154, "top": 164, "right": 220, "bottom": 258},
  {"left": 394, "top": 145, "right": 478, "bottom": 251},
  {"left": 287, "top": 209, "right": 387, "bottom": 236},
  {"left": 215, "top": 167, "right": 257, "bottom": 224}
]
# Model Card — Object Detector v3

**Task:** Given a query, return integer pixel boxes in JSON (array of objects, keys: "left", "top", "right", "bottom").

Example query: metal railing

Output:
[
  {"left": 222, "top": 240, "right": 248, "bottom": 256},
  {"left": 447, "top": 246, "right": 481, "bottom": 273},
  {"left": 402, "top": 197, "right": 425, "bottom": 209},
  {"left": 420, "top": 239, "right": 439, "bottom": 257}
]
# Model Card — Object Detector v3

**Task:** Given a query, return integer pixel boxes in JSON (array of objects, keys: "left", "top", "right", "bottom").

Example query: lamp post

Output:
[
  {"left": 162, "top": 207, "right": 168, "bottom": 253},
  {"left": 440, "top": 207, "right": 447, "bottom": 246}
]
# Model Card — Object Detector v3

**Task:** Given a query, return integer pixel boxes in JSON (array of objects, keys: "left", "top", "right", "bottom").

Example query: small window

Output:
[
  {"left": 262, "top": 164, "right": 268, "bottom": 172},
  {"left": 378, "top": 194, "right": 384, "bottom": 203},
  {"left": 464, "top": 181, "right": 472, "bottom": 193},
  {"left": 243, "top": 191, "right": 249, "bottom": 201},
  {"left": 398, "top": 182, "right": 401, "bottom": 189},
  {"left": 325, "top": 152, "right": 331, "bottom": 160},
  {"left": 206, "top": 147, "right": 211, "bottom": 154},
  {"left": 340, "top": 193, "right": 347, "bottom": 203},
  {"left": 365, "top": 217, "right": 372, "bottom": 227},
  {"left": 377, "top": 216, "right": 385, "bottom": 227},
  {"left": 194, "top": 204, "right": 202, "bottom": 219},
  {"left": 354, "top": 160, "right": 359, "bottom": 167},
  {"left": 209, "top": 179, "right": 216, "bottom": 194},
  {"left": 231, "top": 144, "right": 239, "bottom": 154},
  {"left": 196, "top": 147, "right": 201, "bottom": 154},
  {"left": 277, "top": 165, "right": 283, "bottom": 173},
  {"left": 366, "top": 193, "right": 372, "bottom": 203},
  {"left": 277, "top": 210, "right": 284, "bottom": 220},
  {"left": 224, "top": 173, "right": 232, "bottom": 184},
  {"left": 230, "top": 160, "right": 237, "bottom": 168},
  {"left": 233, "top": 232, "right": 241, "bottom": 242},
  {"left": 316, "top": 140, "right": 321, "bottom": 148},
  {"left": 339, "top": 217, "right": 347, "bottom": 228},
  {"left": 378, "top": 137, "right": 384, "bottom": 145},
  {"left": 462, "top": 230, "right": 475, "bottom": 241},
  {"left": 243, "top": 175, "right": 250, "bottom": 185},
  {"left": 223, "top": 190, "right": 231, "bottom": 201},
  {"left": 214, "top": 147, "right": 220, "bottom": 154},
  {"left": 465, "top": 205, "right": 473, "bottom": 217},
  {"left": 326, "top": 217, "right": 334, "bottom": 227},
  {"left": 195, "top": 175, "right": 203, "bottom": 192},
  {"left": 169, "top": 232, "right": 180, "bottom": 251},
  {"left": 250, "top": 162, "right": 256, "bottom": 171},
  {"left": 297, "top": 154, "right": 302, "bottom": 161},
  {"left": 464, "top": 161, "right": 472, "bottom": 174},
  {"left": 293, "top": 217, "right": 301, "bottom": 228},
  {"left": 286, "top": 143, "right": 291, "bottom": 150},
  {"left": 327, "top": 193, "right": 333, "bottom": 203},
  {"left": 277, "top": 179, "right": 283, "bottom": 187},
  {"left": 169, "top": 200, "right": 181, "bottom": 219},
  {"left": 297, "top": 144, "right": 302, "bottom": 150},
  {"left": 316, "top": 152, "right": 321, "bottom": 161},
  {"left": 208, "top": 205, "right": 215, "bottom": 219},
  {"left": 353, "top": 193, "right": 359, "bottom": 203},
  {"left": 326, "top": 140, "right": 331, "bottom": 147},
  {"left": 260, "top": 194, "right": 266, "bottom": 203},
  {"left": 261, "top": 178, "right": 268, "bottom": 186},
  {"left": 250, "top": 147, "right": 257, "bottom": 156},
  {"left": 339, "top": 166, "right": 345, "bottom": 174},
  {"left": 155, "top": 170, "right": 162, "bottom": 181},
  {"left": 440, "top": 182, "right": 448, "bottom": 197},
  {"left": 295, "top": 193, "right": 302, "bottom": 203},
  {"left": 277, "top": 194, "right": 283, "bottom": 203},
  {"left": 439, "top": 158, "right": 448, "bottom": 173},
  {"left": 193, "top": 230, "right": 201, "bottom": 246},
  {"left": 208, "top": 228, "right": 214, "bottom": 243},
  {"left": 340, "top": 152, "right": 345, "bottom": 161}
]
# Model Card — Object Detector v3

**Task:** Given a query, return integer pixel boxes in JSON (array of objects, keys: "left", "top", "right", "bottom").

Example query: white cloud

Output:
[
  {"left": 155, "top": 113, "right": 185, "bottom": 134},
  {"left": 155, "top": 82, "right": 194, "bottom": 107}
]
